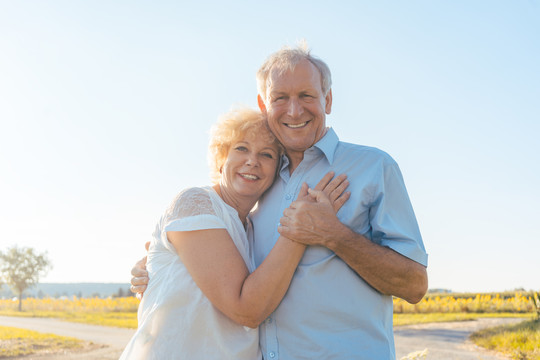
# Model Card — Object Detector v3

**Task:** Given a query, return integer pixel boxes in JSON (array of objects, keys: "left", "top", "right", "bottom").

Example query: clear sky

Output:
[{"left": 1, "top": 1, "right": 539, "bottom": 293}]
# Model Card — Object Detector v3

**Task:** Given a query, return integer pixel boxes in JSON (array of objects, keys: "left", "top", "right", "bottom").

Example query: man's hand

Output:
[
  {"left": 278, "top": 173, "right": 428, "bottom": 304},
  {"left": 278, "top": 172, "right": 350, "bottom": 247},
  {"left": 130, "top": 241, "right": 150, "bottom": 299}
]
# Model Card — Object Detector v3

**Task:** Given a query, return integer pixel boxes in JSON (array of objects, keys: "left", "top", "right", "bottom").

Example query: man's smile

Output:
[{"left": 284, "top": 120, "right": 310, "bottom": 129}]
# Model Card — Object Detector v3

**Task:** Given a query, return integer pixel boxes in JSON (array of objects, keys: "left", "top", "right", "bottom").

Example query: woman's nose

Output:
[{"left": 245, "top": 154, "right": 258, "bottom": 166}]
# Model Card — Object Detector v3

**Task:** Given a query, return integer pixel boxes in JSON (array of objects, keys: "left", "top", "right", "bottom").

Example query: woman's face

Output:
[{"left": 220, "top": 132, "right": 280, "bottom": 202}]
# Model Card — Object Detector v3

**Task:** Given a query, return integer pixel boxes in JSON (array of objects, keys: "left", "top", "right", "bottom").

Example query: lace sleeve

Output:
[{"left": 162, "top": 187, "right": 226, "bottom": 232}]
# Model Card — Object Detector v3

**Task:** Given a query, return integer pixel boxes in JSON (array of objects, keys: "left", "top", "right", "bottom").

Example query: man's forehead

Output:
[{"left": 267, "top": 62, "right": 322, "bottom": 92}]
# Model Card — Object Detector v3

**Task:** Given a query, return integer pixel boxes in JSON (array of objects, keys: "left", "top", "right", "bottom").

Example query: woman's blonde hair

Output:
[{"left": 208, "top": 106, "right": 283, "bottom": 184}]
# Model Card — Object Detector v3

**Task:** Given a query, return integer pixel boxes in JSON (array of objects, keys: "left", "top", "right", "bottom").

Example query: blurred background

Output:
[{"left": 1, "top": 0, "right": 538, "bottom": 293}]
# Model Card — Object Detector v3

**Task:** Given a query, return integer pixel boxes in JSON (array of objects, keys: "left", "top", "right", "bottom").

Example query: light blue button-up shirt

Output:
[{"left": 250, "top": 128, "right": 428, "bottom": 360}]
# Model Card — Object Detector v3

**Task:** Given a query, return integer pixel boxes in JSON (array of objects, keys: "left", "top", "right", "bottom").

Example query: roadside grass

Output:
[
  {"left": 470, "top": 319, "right": 540, "bottom": 360},
  {"left": 0, "top": 325, "right": 86, "bottom": 358}
]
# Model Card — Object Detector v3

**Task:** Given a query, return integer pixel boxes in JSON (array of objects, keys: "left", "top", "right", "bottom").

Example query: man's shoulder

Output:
[{"left": 336, "top": 141, "right": 397, "bottom": 165}]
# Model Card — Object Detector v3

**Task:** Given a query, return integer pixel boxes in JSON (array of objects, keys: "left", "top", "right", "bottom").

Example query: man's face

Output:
[{"left": 259, "top": 59, "right": 332, "bottom": 158}]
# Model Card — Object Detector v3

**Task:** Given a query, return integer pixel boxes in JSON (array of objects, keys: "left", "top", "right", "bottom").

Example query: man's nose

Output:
[{"left": 287, "top": 98, "right": 303, "bottom": 118}]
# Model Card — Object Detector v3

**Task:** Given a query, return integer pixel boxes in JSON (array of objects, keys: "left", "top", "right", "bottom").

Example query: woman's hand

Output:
[{"left": 294, "top": 171, "right": 350, "bottom": 213}]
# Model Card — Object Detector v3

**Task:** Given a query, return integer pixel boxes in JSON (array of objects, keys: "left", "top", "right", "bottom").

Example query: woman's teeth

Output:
[{"left": 240, "top": 174, "right": 258, "bottom": 180}]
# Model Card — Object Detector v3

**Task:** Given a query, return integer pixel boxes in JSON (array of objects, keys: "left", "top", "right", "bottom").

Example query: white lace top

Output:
[{"left": 120, "top": 186, "right": 261, "bottom": 360}]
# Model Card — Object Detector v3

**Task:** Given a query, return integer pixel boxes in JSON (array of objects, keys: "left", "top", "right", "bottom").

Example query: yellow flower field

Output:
[
  {"left": 0, "top": 291, "right": 537, "bottom": 329},
  {"left": 394, "top": 292, "right": 537, "bottom": 314},
  {"left": 0, "top": 296, "right": 140, "bottom": 313}
]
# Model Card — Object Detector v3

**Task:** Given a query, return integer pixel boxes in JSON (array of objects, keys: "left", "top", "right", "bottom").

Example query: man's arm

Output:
[{"left": 278, "top": 190, "right": 428, "bottom": 304}]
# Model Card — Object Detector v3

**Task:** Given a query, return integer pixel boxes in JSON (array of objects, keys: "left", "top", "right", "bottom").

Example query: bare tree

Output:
[{"left": 0, "top": 246, "right": 52, "bottom": 311}]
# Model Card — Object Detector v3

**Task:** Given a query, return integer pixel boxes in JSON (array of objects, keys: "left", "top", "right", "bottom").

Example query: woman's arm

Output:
[
  {"left": 168, "top": 229, "right": 303, "bottom": 328},
  {"left": 169, "top": 173, "right": 350, "bottom": 328}
]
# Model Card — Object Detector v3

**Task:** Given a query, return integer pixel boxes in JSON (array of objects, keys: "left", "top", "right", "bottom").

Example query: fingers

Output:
[
  {"left": 131, "top": 275, "right": 149, "bottom": 286},
  {"left": 307, "top": 188, "right": 330, "bottom": 204},
  {"left": 313, "top": 171, "right": 335, "bottom": 191},
  {"left": 130, "top": 273, "right": 149, "bottom": 296},
  {"left": 328, "top": 177, "right": 349, "bottom": 202},
  {"left": 130, "top": 256, "right": 149, "bottom": 297},
  {"left": 131, "top": 257, "right": 148, "bottom": 277},
  {"left": 130, "top": 246, "right": 150, "bottom": 298},
  {"left": 130, "top": 284, "right": 147, "bottom": 297},
  {"left": 332, "top": 190, "right": 351, "bottom": 212},
  {"left": 322, "top": 173, "right": 347, "bottom": 196},
  {"left": 297, "top": 182, "right": 309, "bottom": 199},
  {"left": 307, "top": 185, "right": 350, "bottom": 213}
]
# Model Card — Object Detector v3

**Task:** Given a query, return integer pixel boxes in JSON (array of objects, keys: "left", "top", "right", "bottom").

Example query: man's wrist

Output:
[{"left": 324, "top": 221, "right": 356, "bottom": 251}]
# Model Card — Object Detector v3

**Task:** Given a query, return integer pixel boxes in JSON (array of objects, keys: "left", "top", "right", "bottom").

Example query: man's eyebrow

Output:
[{"left": 269, "top": 90, "right": 287, "bottom": 96}]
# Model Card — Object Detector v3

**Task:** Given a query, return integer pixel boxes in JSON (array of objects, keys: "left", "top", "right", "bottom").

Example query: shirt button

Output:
[
  {"left": 285, "top": 194, "right": 292, "bottom": 200},
  {"left": 269, "top": 352, "right": 275, "bottom": 358},
  {"left": 266, "top": 317, "right": 272, "bottom": 324}
]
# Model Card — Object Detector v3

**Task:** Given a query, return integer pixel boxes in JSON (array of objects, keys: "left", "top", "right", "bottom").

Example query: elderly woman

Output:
[{"left": 120, "top": 107, "right": 348, "bottom": 360}]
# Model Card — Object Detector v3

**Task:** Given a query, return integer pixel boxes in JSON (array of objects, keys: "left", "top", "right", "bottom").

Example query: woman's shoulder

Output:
[
  {"left": 165, "top": 186, "right": 217, "bottom": 219},
  {"left": 175, "top": 186, "right": 213, "bottom": 202}
]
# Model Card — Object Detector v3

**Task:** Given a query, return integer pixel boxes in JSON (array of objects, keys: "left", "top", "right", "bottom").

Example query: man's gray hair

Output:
[{"left": 256, "top": 41, "right": 332, "bottom": 101}]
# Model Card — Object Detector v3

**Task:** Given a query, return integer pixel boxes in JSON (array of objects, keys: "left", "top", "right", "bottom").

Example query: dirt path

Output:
[
  {"left": 0, "top": 316, "right": 135, "bottom": 359},
  {"left": 394, "top": 318, "right": 523, "bottom": 360},
  {"left": 1, "top": 315, "right": 524, "bottom": 359}
]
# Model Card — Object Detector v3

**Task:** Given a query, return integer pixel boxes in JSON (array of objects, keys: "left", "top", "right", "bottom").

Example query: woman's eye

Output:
[
  {"left": 261, "top": 153, "right": 274, "bottom": 159},
  {"left": 235, "top": 146, "right": 247, "bottom": 152}
]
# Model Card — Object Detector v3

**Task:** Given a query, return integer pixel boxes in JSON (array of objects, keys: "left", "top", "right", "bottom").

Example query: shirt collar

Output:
[
  {"left": 313, "top": 127, "right": 339, "bottom": 165},
  {"left": 278, "top": 127, "right": 339, "bottom": 174}
]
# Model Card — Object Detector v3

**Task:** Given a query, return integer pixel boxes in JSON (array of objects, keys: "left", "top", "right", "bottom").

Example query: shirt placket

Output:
[{"left": 263, "top": 150, "right": 319, "bottom": 360}]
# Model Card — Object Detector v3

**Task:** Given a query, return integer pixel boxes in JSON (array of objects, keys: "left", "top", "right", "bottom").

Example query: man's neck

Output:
[{"left": 287, "top": 151, "right": 304, "bottom": 175}]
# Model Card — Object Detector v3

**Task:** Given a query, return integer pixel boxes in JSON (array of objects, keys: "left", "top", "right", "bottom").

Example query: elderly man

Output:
[{"left": 133, "top": 44, "right": 428, "bottom": 359}]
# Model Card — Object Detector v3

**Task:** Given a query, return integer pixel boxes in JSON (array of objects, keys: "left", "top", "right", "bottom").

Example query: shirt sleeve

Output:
[
  {"left": 369, "top": 158, "right": 428, "bottom": 266},
  {"left": 162, "top": 187, "right": 227, "bottom": 233},
  {"left": 165, "top": 214, "right": 226, "bottom": 232}
]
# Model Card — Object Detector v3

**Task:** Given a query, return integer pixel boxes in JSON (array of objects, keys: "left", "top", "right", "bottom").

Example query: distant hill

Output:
[{"left": 0, "top": 283, "right": 132, "bottom": 299}]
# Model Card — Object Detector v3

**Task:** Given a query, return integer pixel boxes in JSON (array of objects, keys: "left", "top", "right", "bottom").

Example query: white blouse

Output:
[{"left": 120, "top": 186, "right": 261, "bottom": 360}]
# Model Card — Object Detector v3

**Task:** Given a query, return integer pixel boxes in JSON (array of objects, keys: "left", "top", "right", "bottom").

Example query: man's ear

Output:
[
  {"left": 257, "top": 94, "right": 267, "bottom": 114},
  {"left": 325, "top": 89, "right": 333, "bottom": 115}
]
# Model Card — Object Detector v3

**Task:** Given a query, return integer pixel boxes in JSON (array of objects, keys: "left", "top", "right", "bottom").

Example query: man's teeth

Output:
[
  {"left": 240, "top": 174, "right": 258, "bottom": 180},
  {"left": 286, "top": 122, "right": 308, "bottom": 128}
]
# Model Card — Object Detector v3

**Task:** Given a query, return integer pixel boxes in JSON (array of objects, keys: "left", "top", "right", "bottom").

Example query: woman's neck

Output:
[{"left": 212, "top": 184, "right": 257, "bottom": 226}]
